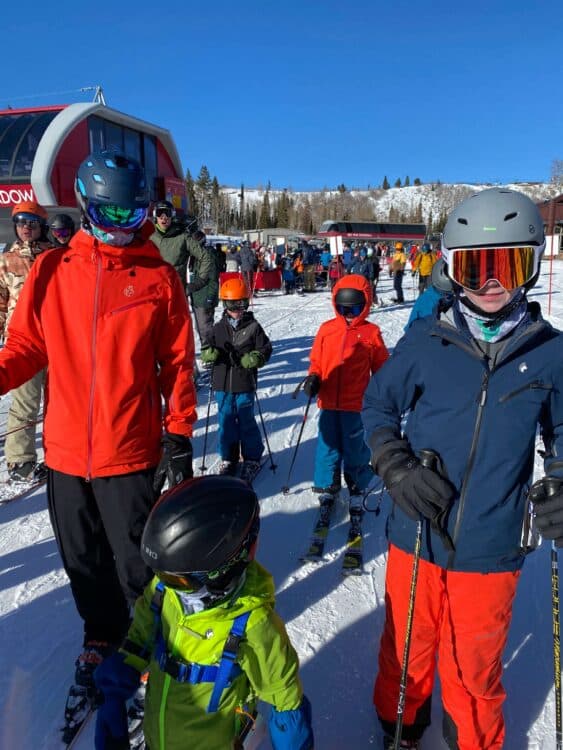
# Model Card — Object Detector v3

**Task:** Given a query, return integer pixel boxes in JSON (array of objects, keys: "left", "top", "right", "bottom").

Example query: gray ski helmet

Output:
[
  {"left": 431, "top": 257, "right": 454, "bottom": 294},
  {"left": 141, "top": 475, "right": 259, "bottom": 576},
  {"left": 75, "top": 151, "right": 149, "bottom": 212},
  {"left": 442, "top": 188, "right": 545, "bottom": 258}
]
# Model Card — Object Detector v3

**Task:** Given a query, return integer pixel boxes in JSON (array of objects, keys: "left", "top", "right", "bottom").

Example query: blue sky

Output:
[{"left": 3, "top": 0, "right": 562, "bottom": 190}]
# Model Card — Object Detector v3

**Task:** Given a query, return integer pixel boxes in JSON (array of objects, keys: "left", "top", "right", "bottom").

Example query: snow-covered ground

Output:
[{"left": 1, "top": 264, "right": 563, "bottom": 749}]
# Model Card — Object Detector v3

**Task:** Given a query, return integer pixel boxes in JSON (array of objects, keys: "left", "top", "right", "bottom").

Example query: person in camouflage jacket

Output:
[{"left": 0, "top": 201, "right": 52, "bottom": 481}]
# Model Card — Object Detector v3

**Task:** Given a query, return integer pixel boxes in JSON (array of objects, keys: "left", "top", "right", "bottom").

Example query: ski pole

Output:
[
  {"left": 393, "top": 449, "right": 437, "bottom": 750},
  {"left": 252, "top": 376, "right": 277, "bottom": 473},
  {"left": 545, "top": 477, "right": 563, "bottom": 750},
  {"left": 281, "top": 395, "right": 313, "bottom": 494},
  {"left": 198, "top": 369, "right": 214, "bottom": 474}
]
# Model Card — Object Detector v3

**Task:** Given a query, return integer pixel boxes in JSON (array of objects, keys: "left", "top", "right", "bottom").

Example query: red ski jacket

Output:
[
  {"left": 308, "top": 274, "right": 388, "bottom": 411},
  {"left": 0, "top": 228, "right": 197, "bottom": 478}
]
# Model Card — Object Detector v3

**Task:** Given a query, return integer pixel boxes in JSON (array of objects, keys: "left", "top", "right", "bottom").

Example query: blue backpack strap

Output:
[{"left": 207, "top": 611, "right": 251, "bottom": 713}]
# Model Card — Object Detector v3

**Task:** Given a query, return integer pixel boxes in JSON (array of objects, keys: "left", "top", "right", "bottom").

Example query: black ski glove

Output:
[
  {"left": 530, "top": 477, "right": 563, "bottom": 547},
  {"left": 153, "top": 432, "right": 193, "bottom": 495},
  {"left": 371, "top": 435, "right": 455, "bottom": 547},
  {"left": 303, "top": 374, "right": 321, "bottom": 398}
]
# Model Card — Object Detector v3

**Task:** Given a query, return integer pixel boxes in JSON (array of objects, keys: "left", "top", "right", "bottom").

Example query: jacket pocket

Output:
[
  {"left": 499, "top": 380, "right": 553, "bottom": 403},
  {"left": 110, "top": 298, "right": 158, "bottom": 316}
]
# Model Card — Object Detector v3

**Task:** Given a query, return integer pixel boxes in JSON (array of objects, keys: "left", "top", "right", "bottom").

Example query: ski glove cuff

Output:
[
  {"left": 303, "top": 374, "right": 321, "bottom": 398},
  {"left": 94, "top": 653, "right": 140, "bottom": 750},
  {"left": 269, "top": 695, "right": 314, "bottom": 750},
  {"left": 530, "top": 477, "right": 563, "bottom": 547},
  {"left": 372, "top": 436, "right": 455, "bottom": 528},
  {"left": 240, "top": 350, "right": 265, "bottom": 369},
  {"left": 153, "top": 432, "right": 193, "bottom": 494}
]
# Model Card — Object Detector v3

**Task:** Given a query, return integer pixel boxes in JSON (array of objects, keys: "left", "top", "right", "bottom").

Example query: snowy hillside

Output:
[
  {"left": 223, "top": 182, "right": 559, "bottom": 226},
  {"left": 2, "top": 266, "right": 563, "bottom": 749}
]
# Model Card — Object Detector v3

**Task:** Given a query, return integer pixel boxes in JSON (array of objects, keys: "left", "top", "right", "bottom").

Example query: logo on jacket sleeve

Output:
[{"left": 518, "top": 362, "right": 528, "bottom": 373}]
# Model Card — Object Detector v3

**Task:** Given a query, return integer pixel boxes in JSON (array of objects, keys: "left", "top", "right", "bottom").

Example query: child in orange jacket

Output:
[{"left": 302, "top": 274, "right": 389, "bottom": 519}]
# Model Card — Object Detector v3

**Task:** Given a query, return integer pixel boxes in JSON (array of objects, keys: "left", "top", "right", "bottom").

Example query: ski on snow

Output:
[
  {"left": 300, "top": 497, "right": 337, "bottom": 562},
  {"left": 0, "top": 478, "right": 47, "bottom": 505},
  {"left": 300, "top": 497, "right": 364, "bottom": 574},
  {"left": 341, "top": 514, "right": 364, "bottom": 576}
]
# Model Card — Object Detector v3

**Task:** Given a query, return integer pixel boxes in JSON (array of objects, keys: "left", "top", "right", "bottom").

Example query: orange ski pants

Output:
[{"left": 374, "top": 544, "right": 519, "bottom": 750}]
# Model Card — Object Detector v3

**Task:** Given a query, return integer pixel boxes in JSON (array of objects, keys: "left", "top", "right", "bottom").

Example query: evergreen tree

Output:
[
  {"left": 277, "top": 190, "right": 290, "bottom": 227},
  {"left": 185, "top": 169, "right": 198, "bottom": 218},
  {"left": 414, "top": 177, "right": 422, "bottom": 186},
  {"left": 298, "top": 197, "right": 313, "bottom": 234},
  {"left": 427, "top": 210, "right": 433, "bottom": 233},
  {"left": 394, "top": 177, "right": 402, "bottom": 188},
  {"left": 195, "top": 165, "right": 213, "bottom": 226},
  {"left": 258, "top": 190, "right": 271, "bottom": 229},
  {"left": 405, "top": 176, "right": 410, "bottom": 187},
  {"left": 382, "top": 176, "right": 390, "bottom": 190}
]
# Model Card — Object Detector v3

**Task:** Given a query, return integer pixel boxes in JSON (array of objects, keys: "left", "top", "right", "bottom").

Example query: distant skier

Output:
[
  {"left": 363, "top": 188, "right": 563, "bottom": 749},
  {"left": 93, "top": 475, "right": 314, "bottom": 750},
  {"left": 411, "top": 242, "right": 437, "bottom": 296},
  {"left": 200, "top": 278, "right": 272, "bottom": 482},
  {"left": 390, "top": 242, "right": 407, "bottom": 303},
  {"left": 303, "top": 274, "right": 388, "bottom": 522}
]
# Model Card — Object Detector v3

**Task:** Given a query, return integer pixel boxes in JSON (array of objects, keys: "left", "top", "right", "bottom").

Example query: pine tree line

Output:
[{"left": 185, "top": 165, "right": 468, "bottom": 236}]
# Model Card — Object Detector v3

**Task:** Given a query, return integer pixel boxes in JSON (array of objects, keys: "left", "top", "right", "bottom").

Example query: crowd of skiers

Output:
[{"left": 3, "top": 150, "right": 563, "bottom": 750}]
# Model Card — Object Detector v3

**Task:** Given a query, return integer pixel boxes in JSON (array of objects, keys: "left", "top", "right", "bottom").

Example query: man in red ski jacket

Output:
[{"left": 0, "top": 151, "right": 197, "bottom": 712}]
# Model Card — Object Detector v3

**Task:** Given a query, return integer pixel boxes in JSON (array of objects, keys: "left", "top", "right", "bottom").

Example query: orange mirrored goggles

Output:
[{"left": 450, "top": 246, "right": 537, "bottom": 291}]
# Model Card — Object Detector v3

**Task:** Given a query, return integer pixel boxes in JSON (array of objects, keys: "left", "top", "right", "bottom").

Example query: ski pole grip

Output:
[
  {"left": 419, "top": 449, "right": 438, "bottom": 470},
  {"left": 545, "top": 477, "right": 563, "bottom": 497}
]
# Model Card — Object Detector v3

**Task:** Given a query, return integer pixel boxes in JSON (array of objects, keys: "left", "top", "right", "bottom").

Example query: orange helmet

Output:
[
  {"left": 395, "top": 241, "right": 403, "bottom": 250},
  {"left": 220, "top": 277, "right": 249, "bottom": 300},
  {"left": 12, "top": 201, "right": 48, "bottom": 223}
]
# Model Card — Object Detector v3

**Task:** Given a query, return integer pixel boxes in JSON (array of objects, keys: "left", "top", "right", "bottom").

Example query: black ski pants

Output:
[{"left": 47, "top": 468, "right": 156, "bottom": 646}]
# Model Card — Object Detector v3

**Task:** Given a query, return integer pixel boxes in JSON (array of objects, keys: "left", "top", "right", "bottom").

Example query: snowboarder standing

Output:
[
  {"left": 94, "top": 475, "right": 314, "bottom": 750},
  {"left": 363, "top": 188, "right": 563, "bottom": 749},
  {"left": 200, "top": 278, "right": 272, "bottom": 483},
  {"left": 0, "top": 151, "right": 197, "bottom": 737},
  {"left": 303, "top": 274, "right": 388, "bottom": 521}
]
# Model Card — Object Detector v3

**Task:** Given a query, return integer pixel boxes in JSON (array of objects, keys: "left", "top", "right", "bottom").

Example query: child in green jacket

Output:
[{"left": 94, "top": 475, "right": 313, "bottom": 750}]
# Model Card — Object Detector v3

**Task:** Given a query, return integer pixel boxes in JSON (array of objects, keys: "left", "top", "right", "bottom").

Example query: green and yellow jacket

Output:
[{"left": 122, "top": 561, "right": 303, "bottom": 750}]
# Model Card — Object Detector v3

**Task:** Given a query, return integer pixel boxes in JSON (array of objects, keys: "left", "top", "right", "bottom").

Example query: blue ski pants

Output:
[
  {"left": 216, "top": 391, "right": 264, "bottom": 462},
  {"left": 313, "top": 409, "right": 373, "bottom": 492}
]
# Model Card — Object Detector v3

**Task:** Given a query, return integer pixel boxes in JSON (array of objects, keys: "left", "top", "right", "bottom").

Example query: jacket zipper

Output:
[
  {"left": 498, "top": 380, "right": 553, "bottom": 403},
  {"left": 335, "top": 327, "right": 349, "bottom": 409},
  {"left": 447, "top": 364, "right": 490, "bottom": 568},
  {"left": 86, "top": 250, "right": 103, "bottom": 480}
]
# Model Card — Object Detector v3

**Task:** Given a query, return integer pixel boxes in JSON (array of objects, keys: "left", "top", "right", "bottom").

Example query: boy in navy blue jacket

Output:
[{"left": 363, "top": 188, "right": 563, "bottom": 749}]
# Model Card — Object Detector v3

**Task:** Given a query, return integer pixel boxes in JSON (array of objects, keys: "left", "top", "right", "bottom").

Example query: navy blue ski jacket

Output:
[{"left": 362, "top": 301, "right": 563, "bottom": 573}]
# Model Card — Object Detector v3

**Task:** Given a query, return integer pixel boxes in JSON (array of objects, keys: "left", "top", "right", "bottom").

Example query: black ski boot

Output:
[{"left": 62, "top": 640, "right": 112, "bottom": 744}]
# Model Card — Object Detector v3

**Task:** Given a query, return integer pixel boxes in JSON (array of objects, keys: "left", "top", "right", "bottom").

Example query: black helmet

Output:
[
  {"left": 141, "top": 476, "right": 260, "bottom": 594},
  {"left": 75, "top": 150, "right": 149, "bottom": 234},
  {"left": 152, "top": 200, "right": 176, "bottom": 221},
  {"left": 334, "top": 287, "right": 365, "bottom": 308},
  {"left": 50, "top": 213, "right": 75, "bottom": 232}
]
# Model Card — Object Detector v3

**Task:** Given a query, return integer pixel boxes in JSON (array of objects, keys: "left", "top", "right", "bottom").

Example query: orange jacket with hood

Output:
[
  {"left": 308, "top": 274, "right": 388, "bottom": 411},
  {"left": 0, "top": 226, "right": 197, "bottom": 478}
]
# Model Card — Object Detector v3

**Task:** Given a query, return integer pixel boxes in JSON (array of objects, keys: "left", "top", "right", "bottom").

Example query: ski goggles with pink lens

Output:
[
  {"left": 87, "top": 202, "right": 147, "bottom": 233},
  {"left": 450, "top": 246, "right": 537, "bottom": 292}
]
